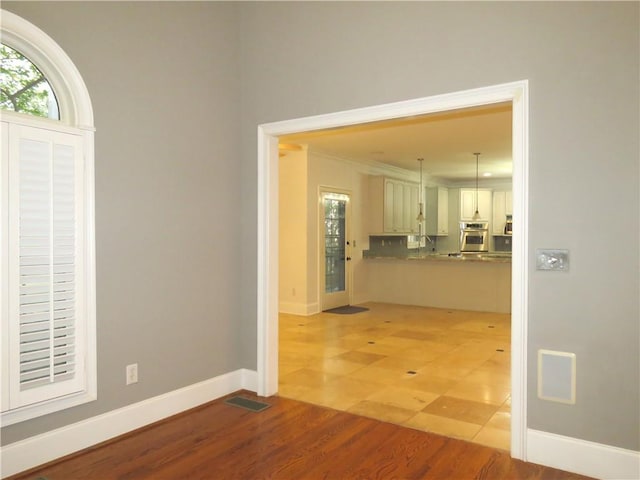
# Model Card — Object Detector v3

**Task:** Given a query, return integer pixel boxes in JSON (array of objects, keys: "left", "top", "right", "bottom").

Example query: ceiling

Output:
[{"left": 279, "top": 102, "right": 513, "bottom": 183}]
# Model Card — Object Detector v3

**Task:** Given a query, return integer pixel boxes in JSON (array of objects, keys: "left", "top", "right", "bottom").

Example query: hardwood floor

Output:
[{"left": 8, "top": 391, "right": 594, "bottom": 480}]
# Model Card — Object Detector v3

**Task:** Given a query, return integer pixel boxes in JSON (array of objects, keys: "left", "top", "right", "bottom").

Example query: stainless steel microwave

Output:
[
  {"left": 504, "top": 220, "right": 513, "bottom": 235},
  {"left": 504, "top": 215, "right": 513, "bottom": 235}
]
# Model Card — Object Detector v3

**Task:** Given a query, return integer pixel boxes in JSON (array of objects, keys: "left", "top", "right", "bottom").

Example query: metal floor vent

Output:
[{"left": 224, "top": 396, "right": 271, "bottom": 412}]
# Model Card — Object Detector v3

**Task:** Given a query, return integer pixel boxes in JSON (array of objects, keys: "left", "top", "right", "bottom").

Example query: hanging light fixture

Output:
[
  {"left": 417, "top": 158, "right": 424, "bottom": 223},
  {"left": 472, "top": 152, "right": 481, "bottom": 221}
]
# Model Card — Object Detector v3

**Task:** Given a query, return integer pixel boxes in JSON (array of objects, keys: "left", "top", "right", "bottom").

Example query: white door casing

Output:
[{"left": 257, "top": 80, "right": 529, "bottom": 460}]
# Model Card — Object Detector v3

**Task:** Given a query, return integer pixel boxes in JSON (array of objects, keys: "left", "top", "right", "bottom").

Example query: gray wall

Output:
[
  {"left": 2, "top": 2, "right": 242, "bottom": 444},
  {"left": 3, "top": 1, "right": 639, "bottom": 454},
  {"left": 236, "top": 1, "right": 639, "bottom": 451}
]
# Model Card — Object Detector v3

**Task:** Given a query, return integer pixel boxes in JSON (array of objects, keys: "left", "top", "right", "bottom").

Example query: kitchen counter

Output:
[
  {"left": 363, "top": 251, "right": 512, "bottom": 313},
  {"left": 362, "top": 251, "right": 512, "bottom": 263}
]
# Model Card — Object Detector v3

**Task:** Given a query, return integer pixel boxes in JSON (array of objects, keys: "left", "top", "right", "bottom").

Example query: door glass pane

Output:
[{"left": 324, "top": 194, "right": 347, "bottom": 294}]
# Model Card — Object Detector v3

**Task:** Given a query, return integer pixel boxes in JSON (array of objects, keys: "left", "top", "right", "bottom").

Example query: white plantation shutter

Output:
[{"left": 7, "top": 123, "right": 86, "bottom": 409}]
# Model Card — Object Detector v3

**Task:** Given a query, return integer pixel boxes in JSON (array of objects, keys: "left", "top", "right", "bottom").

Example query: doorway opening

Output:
[{"left": 258, "top": 81, "right": 529, "bottom": 459}]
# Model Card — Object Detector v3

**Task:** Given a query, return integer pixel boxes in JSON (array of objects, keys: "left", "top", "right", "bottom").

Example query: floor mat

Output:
[
  {"left": 224, "top": 396, "right": 271, "bottom": 412},
  {"left": 323, "top": 305, "right": 369, "bottom": 315}
]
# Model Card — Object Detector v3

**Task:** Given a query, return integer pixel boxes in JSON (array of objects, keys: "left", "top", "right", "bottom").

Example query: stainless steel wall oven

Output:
[{"left": 460, "top": 221, "right": 489, "bottom": 252}]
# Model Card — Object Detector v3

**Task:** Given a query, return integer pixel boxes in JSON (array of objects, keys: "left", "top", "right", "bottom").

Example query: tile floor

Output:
[{"left": 278, "top": 302, "right": 511, "bottom": 450}]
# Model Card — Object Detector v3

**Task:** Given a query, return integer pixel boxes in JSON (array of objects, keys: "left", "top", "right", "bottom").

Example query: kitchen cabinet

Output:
[
  {"left": 425, "top": 186, "right": 449, "bottom": 235},
  {"left": 405, "top": 183, "right": 419, "bottom": 232},
  {"left": 366, "top": 258, "right": 512, "bottom": 314},
  {"left": 385, "top": 178, "right": 406, "bottom": 232},
  {"left": 383, "top": 178, "right": 394, "bottom": 231},
  {"left": 492, "top": 190, "right": 513, "bottom": 235},
  {"left": 387, "top": 178, "right": 420, "bottom": 233},
  {"left": 370, "top": 176, "right": 420, "bottom": 233},
  {"left": 460, "top": 189, "right": 492, "bottom": 221}
]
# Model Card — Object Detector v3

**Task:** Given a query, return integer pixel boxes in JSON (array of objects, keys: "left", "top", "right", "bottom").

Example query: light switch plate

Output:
[{"left": 536, "top": 249, "right": 569, "bottom": 271}]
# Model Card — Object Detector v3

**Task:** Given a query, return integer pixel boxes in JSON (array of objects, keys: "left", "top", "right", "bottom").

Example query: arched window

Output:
[
  {"left": 1, "top": 9, "right": 96, "bottom": 426},
  {"left": 1, "top": 43, "right": 60, "bottom": 119}
]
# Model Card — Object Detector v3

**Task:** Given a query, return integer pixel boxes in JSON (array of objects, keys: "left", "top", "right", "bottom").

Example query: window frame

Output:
[{"left": 1, "top": 9, "right": 96, "bottom": 426}]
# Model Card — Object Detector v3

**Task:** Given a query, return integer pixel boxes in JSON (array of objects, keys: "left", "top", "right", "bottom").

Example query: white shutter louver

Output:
[
  {"left": 19, "top": 139, "right": 76, "bottom": 390},
  {"left": 7, "top": 124, "right": 85, "bottom": 410}
]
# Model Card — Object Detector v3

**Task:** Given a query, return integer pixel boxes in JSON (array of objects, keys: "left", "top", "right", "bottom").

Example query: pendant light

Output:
[
  {"left": 416, "top": 158, "right": 424, "bottom": 222},
  {"left": 472, "top": 152, "right": 481, "bottom": 221}
]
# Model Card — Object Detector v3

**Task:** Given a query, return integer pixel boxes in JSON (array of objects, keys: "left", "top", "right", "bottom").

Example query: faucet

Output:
[
  {"left": 417, "top": 224, "right": 434, "bottom": 251},
  {"left": 417, "top": 233, "right": 433, "bottom": 246}
]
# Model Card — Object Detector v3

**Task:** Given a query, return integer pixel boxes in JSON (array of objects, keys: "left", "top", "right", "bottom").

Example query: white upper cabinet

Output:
[
  {"left": 505, "top": 190, "right": 513, "bottom": 216},
  {"left": 460, "top": 189, "right": 492, "bottom": 221},
  {"left": 392, "top": 180, "right": 404, "bottom": 232},
  {"left": 369, "top": 176, "right": 420, "bottom": 233},
  {"left": 492, "top": 190, "right": 513, "bottom": 235},
  {"left": 406, "top": 183, "right": 419, "bottom": 233},
  {"left": 425, "top": 186, "right": 449, "bottom": 236},
  {"left": 460, "top": 189, "right": 475, "bottom": 220},
  {"left": 383, "top": 178, "right": 395, "bottom": 231}
]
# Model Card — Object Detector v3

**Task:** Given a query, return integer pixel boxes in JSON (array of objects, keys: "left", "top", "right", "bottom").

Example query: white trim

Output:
[
  {"left": 83, "top": 127, "right": 97, "bottom": 417},
  {"left": 311, "top": 149, "right": 424, "bottom": 184},
  {"left": 0, "top": 111, "right": 87, "bottom": 134},
  {"left": 278, "top": 302, "right": 320, "bottom": 316},
  {"left": 0, "top": 122, "right": 9, "bottom": 414},
  {"left": 2, "top": 392, "right": 97, "bottom": 429},
  {"left": 257, "top": 80, "right": 530, "bottom": 460},
  {"left": 351, "top": 294, "right": 371, "bottom": 307},
  {"left": 509, "top": 81, "right": 529, "bottom": 460},
  {"left": 0, "top": 369, "right": 259, "bottom": 479},
  {"left": 256, "top": 129, "right": 280, "bottom": 399},
  {"left": 1, "top": 9, "right": 94, "bottom": 129},
  {"left": 527, "top": 429, "right": 640, "bottom": 480}
]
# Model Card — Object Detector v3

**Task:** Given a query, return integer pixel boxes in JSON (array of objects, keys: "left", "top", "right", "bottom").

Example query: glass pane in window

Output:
[
  {"left": 1, "top": 43, "right": 59, "bottom": 119},
  {"left": 324, "top": 196, "right": 346, "bottom": 294}
]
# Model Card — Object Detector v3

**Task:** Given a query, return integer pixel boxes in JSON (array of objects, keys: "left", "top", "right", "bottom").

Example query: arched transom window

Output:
[{"left": 1, "top": 42, "right": 60, "bottom": 119}]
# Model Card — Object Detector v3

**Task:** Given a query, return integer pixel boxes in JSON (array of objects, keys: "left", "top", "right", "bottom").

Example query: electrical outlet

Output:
[{"left": 126, "top": 363, "right": 138, "bottom": 385}]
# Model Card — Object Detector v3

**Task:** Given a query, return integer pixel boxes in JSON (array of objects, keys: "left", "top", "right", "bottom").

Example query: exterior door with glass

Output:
[{"left": 320, "top": 191, "right": 351, "bottom": 310}]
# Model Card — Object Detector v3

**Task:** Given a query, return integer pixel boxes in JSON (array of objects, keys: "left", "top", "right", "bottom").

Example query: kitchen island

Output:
[{"left": 363, "top": 252, "right": 512, "bottom": 313}]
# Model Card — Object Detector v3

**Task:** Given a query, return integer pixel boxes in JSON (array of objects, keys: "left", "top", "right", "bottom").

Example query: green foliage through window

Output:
[{"left": 1, "top": 43, "right": 59, "bottom": 119}]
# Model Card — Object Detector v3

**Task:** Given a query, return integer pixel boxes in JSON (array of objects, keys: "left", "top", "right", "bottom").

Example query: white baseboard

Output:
[
  {"left": 1, "top": 368, "right": 259, "bottom": 479},
  {"left": 279, "top": 301, "right": 319, "bottom": 316},
  {"left": 527, "top": 428, "right": 640, "bottom": 480},
  {"left": 351, "top": 294, "right": 371, "bottom": 306},
  {"left": 279, "top": 299, "right": 372, "bottom": 316}
]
